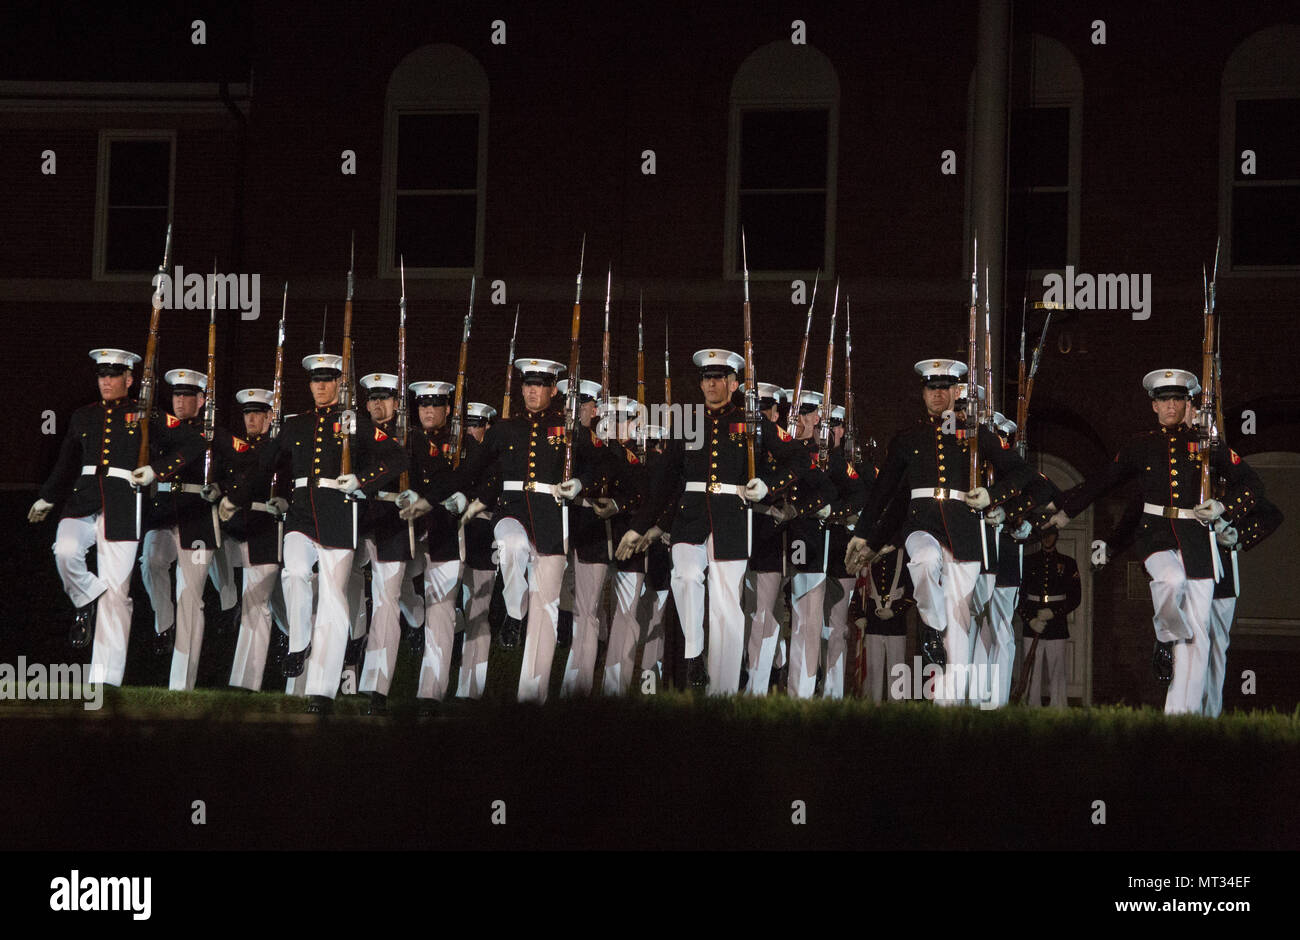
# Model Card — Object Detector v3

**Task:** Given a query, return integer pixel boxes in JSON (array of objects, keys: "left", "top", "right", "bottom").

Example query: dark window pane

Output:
[
  {"left": 1009, "top": 107, "right": 1069, "bottom": 189},
  {"left": 1007, "top": 190, "right": 1068, "bottom": 270},
  {"left": 108, "top": 140, "right": 170, "bottom": 205},
  {"left": 397, "top": 113, "right": 479, "bottom": 190},
  {"left": 1233, "top": 185, "right": 1300, "bottom": 265},
  {"left": 395, "top": 194, "right": 477, "bottom": 268},
  {"left": 738, "top": 193, "right": 824, "bottom": 270},
  {"left": 1235, "top": 99, "right": 1300, "bottom": 181},
  {"left": 106, "top": 207, "right": 169, "bottom": 272},
  {"left": 741, "top": 110, "right": 828, "bottom": 189}
]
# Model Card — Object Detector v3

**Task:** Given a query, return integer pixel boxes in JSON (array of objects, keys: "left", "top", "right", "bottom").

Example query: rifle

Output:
[
  {"left": 843, "top": 295, "right": 858, "bottom": 467},
  {"left": 204, "top": 259, "right": 221, "bottom": 547},
  {"left": 502, "top": 304, "right": 519, "bottom": 419},
  {"left": 663, "top": 321, "right": 672, "bottom": 434},
  {"left": 1020, "top": 302, "right": 1056, "bottom": 457},
  {"left": 818, "top": 281, "right": 839, "bottom": 470},
  {"left": 339, "top": 232, "right": 356, "bottom": 476},
  {"left": 270, "top": 284, "right": 286, "bottom": 562},
  {"left": 983, "top": 265, "right": 995, "bottom": 489},
  {"left": 601, "top": 265, "right": 612, "bottom": 419},
  {"left": 1015, "top": 293, "right": 1028, "bottom": 457},
  {"left": 562, "top": 237, "right": 585, "bottom": 555},
  {"left": 450, "top": 276, "right": 474, "bottom": 468},
  {"left": 741, "top": 229, "right": 758, "bottom": 481},
  {"left": 1199, "top": 240, "right": 1222, "bottom": 503},
  {"left": 397, "top": 257, "right": 414, "bottom": 556},
  {"left": 788, "top": 270, "right": 819, "bottom": 440},
  {"left": 137, "top": 223, "right": 173, "bottom": 472},
  {"left": 966, "top": 236, "right": 980, "bottom": 490},
  {"left": 636, "top": 293, "right": 646, "bottom": 462}
]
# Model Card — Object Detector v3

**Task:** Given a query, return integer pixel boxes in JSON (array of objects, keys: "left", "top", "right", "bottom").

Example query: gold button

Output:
[
  {"left": 711, "top": 450, "right": 718, "bottom": 456},
  {"left": 529, "top": 461, "right": 535, "bottom": 467},
  {"left": 710, "top": 474, "right": 717, "bottom": 481},
  {"left": 938, "top": 464, "right": 945, "bottom": 470},
  {"left": 529, "top": 472, "right": 536, "bottom": 479},
  {"left": 1171, "top": 470, "right": 1177, "bottom": 476},
  {"left": 314, "top": 458, "right": 320, "bottom": 463},
  {"left": 938, "top": 476, "right": 946, "bottom": 483}
]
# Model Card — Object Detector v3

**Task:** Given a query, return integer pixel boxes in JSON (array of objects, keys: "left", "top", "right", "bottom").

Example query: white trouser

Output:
[
  {"left": 414, "top": 557, "right": 462, "bottom": 700},
  {"left": 495, "top": 517, "right": 567, "bottom": 703},
  {"left": 821, "top": 577, "right": 856, "bottom": 699},
  {"left": 983, "top": 585, "right": 1018, "bottom": 707},
  {"left": 208, "top": 535, "right": 240, "bottom": 611},
  {"left": 905, "top": 530, "right": 981, "bottom": 704},
  {"left": 563, "top": 558, "right": 610, "bottom": 696},
  {"left": 743, "top": 570, "right": 785, "bottom": 695},
  {"left": 282, "top": 531, "right": 354, "bottom": 699},
  {"left": 864, "top": 632, "right": 907, "bottom": 702},
  {"left": 601, "top": 570, "right": 646, "bottom": 695},
  {"left": 788, "top": 572, "right": 827, "bottom": 699},
  {"left": 456, "top": 567, "right": 496, "bottom": 699},
  {"left": 1145, "top": 550, "right": 1213, "bottom": 715},
  {"left": 140, "top": 526, "right": 214, "bottom": 691},
  {"left": 637, "top": 586, "right": 670, "bottom": 677},
  {"left": 1203, "top": 596, "right": 1237, "bottom": 717},
  {"left": 347, "top": 546, "right": 372, "bottom": 643},
  {"left": 356, "top": 538, "right": 408, "bottom": 696},
  {"left": 670, "top": 537, "right": 747, "bottom": 695},
  {"left": 52, "top": 514, "right": 138, "bottom": 687},
  {"left": 1024, "top": 636, "right": 1067, "bottom": 708},
  {"left": 400, "top": 551, "right": 426, "bottom": 630},
  {"left": 227, "top": 538, "right": 281, "bottom": 690}
]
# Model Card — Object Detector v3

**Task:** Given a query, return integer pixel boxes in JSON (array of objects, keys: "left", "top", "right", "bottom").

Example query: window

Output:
[
  {"left": 94, "top": 131, "right": 174, "bottom": 278},
  {"left": 1221, "top": 25, "right": 1300, "bottom": 272},
  {"left": 381, "top": 45, "right": 488, "bottom": 277},
  {"left": 726, "top": 42, "right": 839, "bottom": 279},
  {"left": 1001, "top": 35, "right": 1081, "bottom": 280}
]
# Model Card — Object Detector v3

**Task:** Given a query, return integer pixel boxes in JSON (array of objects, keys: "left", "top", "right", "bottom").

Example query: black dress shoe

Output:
[
  {"left": 366, "top": 692, "right": 388, "bottom": 716},
  {"left": 152, "top": 626, "right": 176, "bottom": 657},
  {"left": 304, "top": 695, "right": 332, "bottom": 715},
  {"left": 556, "top": 609, "right": 573, "bottom": 647},
  {"left": 920, "top": 626, "right": 947, "bottom": 668},
  {"left": 417, "top": 698, "right": 440, "bottom": 719},
  {"left": 282, "top": 643, "right": 312, "bottom": 678},
  {"left": 499, "top": 616, "right": 522, "bottom": 649},
  {"left": 344, "top": 635, "right": 367, "bottom": 668},
  {"left": 1152, "top": 640, "right": 1174, "bottom": 683},
  {"left": 686, "top": 654, "right": 710, "bottom": 690},
  {"left": 69, "top": 601, "right": 95, "bottom": 649}
]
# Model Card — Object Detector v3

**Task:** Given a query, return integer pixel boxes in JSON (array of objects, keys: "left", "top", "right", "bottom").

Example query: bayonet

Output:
[{"left": 788, "top": 269, "right": 819, "bottom": 440}]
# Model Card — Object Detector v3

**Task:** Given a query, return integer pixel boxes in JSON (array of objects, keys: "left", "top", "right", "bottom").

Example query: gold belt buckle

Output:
[
  {"left": 524, "top": 481, "right": 536, "bottom": 493},
  {"left": 1163, "top": 506, "right": 1180, "bottom": 519},
  {"left": 933, "top": 487, "right": 945, "bottom": 500},
  {"left": 708, "top": 482, "right": 722, "bottom": 494}
]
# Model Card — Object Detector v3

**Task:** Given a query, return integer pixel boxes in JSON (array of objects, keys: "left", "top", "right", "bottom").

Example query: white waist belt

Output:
[
  {"left": 1025, "top": 593, "right": 1066, "bottom": 603},
  {"left": 156, "top": 482, "right": 204, "bottom": 494},
  {"left": 911, "top": 487, "right": 967, "bottom": 501},
  {"left": 502, "top": 480, "right": 561, "bottom": 496},
  {"left": 1143, "top": 502, "right": 1199, "bottom": 520},
  {"left": 293, "top": 477, "right": 346, "bottom": 490},
  {"left": 684, "top": 481, "right": 746, "bottom": 496},
  {"left": 80, "top": 465, "right": 134, "bottom": 482}
]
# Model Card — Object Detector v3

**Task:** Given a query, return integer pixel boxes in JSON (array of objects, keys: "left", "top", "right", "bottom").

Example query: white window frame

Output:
[
  {"left": 725, "top": 41, "right": 839, "bottom": 282},
  {"left": 93, "top": 129, "right": 176, "bottom": 282}
]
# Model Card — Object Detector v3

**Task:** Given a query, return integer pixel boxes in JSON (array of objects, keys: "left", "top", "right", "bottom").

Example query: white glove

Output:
[
  {"left": 1037, "top": 608, "right": 1054, "bottom": 621},
  {"left": 844, "top": 513, "right": 860, "bottom": 528},
  {"left": 816, "top": 504, "right": 832, "bottom": 520},
  {"left": 218, "top": 497, "right": 239, "bottom": 522},
  {"left": 963, "top": 486, "right": 991, "bottom": 510},
  {"left": 460, "top": 499, "right": 487, "bottom": 525},
  {"left": 1194, "top": 499, "right": 1225, "bottom": 523},
  {"left": 844, "top": 537, "right": 878, "bottom": 573},
  {"left": 658, "top": 528, "right": 671, "bottom": 545},
  {"left": 616, "top": 530, "right": 642, "bottom": 561},
  {"left": 335, "top": 473, "right": 361, "bottom": 494},
  {"left": 441, "top": 491, "right": 468, "bottom": 515},
  {"left": 1014, "top": 520, "right": 1033, "bottom": 540},
  {"left": 200, "top": 482, "right": 222, "bottom": 503},
  {"left": 27, "top": 498, "right": 53, "bottom": 523},
  {"left": 743, "top": 478, "right": 768, "bottom": 501},
  {"left": 395, "top": 488, "right": 421, "bottom": 510},
  {"left": 400, "top": 497, "right": 433, "bottom": 521},
  {"left": 130, "top": 465, "right": 156, "bottom": 487},
  {"left": 339, "top": 410, "right": 357, "bottom": 435},
  {"left": 267, "top": 496, "right": 289, "bottom": 519},
  {"left": 877, "top": 544, "right": 897, "bottom": 557},
  {"left": 1044, "top": 510, "right": 1070, "bottom": 531},
  {"left": 874, "top": 607, "right": 895, "bottom": 621},
  {"left": 985, "top": 505, "right": 1006, "bottom": 525},
  {"left": 1091, "top": 539, "right": 1109, "bottom": 567},
  {"left": 774, "top": 503, "right": 799, "bottom": 525},
  {"left": 638, "top": 525, "right": 665, "bottom": 551},
  {"left": 1215, "top": 525, "right": 1239, "bottom": 548},
  {"left": 558, "top": 478, "right": 583, "bottom": 500},
  {"left": 1028, "top": 618, "right": 1046, "bottom": 634},
  {"left": 593, "top": 497, "right": 620, "bottom": 519}
]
